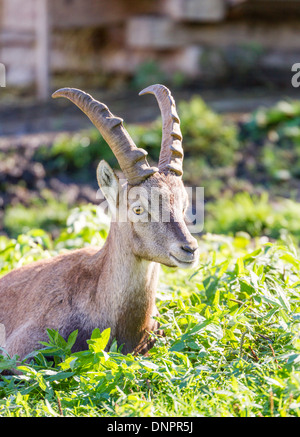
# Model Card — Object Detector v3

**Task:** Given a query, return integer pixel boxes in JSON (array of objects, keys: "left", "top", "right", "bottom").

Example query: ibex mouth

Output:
[{"left": 169, "top": 254, "right": 197, "bottom": 268}]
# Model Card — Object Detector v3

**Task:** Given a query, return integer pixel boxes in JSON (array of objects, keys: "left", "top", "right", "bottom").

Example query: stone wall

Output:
[{"left": 0, "top": 0, "right": 299, "bottom": 92}]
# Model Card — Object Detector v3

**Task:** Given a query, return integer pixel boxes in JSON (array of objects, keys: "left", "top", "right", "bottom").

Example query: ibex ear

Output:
[{"left": 96, "top": 160, "right": 119, "bottom": 211}]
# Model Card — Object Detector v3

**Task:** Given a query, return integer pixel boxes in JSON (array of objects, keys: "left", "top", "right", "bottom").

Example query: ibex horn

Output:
[
  {"left": 139, "top": 84, "right": 183, "bottom": 177},
  {"left": 52, "top": 88, "right": 158, "bottom": 185}
]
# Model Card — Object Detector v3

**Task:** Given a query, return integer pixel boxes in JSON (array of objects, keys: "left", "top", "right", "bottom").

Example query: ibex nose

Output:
[{"left": 181, "top": 243, "right": 198, "bottom": 254}]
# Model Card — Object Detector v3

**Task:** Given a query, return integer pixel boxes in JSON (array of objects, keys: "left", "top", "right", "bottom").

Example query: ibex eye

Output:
[{"left": 133, "top": 206, "right": 144, "bottom": 215}]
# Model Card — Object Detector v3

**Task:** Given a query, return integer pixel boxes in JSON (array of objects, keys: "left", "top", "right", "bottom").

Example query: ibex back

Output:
[{"left": 0, "top": 84, "right": 198, "bottom": 362}]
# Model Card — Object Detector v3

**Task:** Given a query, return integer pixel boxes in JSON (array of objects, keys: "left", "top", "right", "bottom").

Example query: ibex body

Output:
[{"left": 0, "top": 85, "right": 198, "bottom": 361}]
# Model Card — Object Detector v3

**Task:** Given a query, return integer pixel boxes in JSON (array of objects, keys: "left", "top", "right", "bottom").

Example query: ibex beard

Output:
[{"left": 0, "top": 84, "right": 199, "bottom": 368}]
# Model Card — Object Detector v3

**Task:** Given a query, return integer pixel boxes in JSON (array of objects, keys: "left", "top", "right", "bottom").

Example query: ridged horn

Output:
[
  {"left": 139, "top": 84, "right": 183, "bottom": 177},
  {"left": 52, "top": 88, "right": 158, "bottom": 185}
]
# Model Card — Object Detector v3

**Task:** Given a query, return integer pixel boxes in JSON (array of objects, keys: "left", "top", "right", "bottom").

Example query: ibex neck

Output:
[{"left": 95, "top": 222, "right": 160, "bottom": 353}]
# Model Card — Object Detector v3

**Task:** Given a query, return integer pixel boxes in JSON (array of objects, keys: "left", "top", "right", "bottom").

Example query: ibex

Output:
[{"left": 0, "top": 84, "right": 198, "bottom": 363}]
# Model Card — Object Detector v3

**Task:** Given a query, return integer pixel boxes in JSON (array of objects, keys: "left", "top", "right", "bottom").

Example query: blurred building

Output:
[{"left": 0, "top": 0, "right": 300, "bottom": 100}]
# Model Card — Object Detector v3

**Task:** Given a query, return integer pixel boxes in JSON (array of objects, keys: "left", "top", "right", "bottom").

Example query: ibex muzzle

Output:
[{"left": 0, "top": 84, "right": 199, "bottom": 364}]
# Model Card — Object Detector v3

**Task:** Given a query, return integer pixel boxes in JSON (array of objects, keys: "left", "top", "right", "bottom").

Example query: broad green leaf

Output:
[{"left": 87, "top": 328, "right": 111, "bottom": 353}]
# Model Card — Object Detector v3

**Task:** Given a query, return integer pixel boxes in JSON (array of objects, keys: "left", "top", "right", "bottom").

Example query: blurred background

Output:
[{"left": 1, "top": 0, "right": 300, "bottom": 244}]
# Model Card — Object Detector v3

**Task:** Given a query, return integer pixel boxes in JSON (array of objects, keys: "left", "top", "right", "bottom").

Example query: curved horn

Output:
[
  {"left": 139, "top": 84, "right": 183, "bottom": 177},
  {"left": 52, "top": 88, "right": 158, "bottom": 185}
]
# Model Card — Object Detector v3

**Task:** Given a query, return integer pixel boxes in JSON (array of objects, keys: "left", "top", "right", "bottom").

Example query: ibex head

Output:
[{"left": 52, "top": 84, "right": 198, "bottom": 268}]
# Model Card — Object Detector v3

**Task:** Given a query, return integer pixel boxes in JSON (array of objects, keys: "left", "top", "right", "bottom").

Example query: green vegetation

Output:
[
  {"left": 32, "top": 95, "right": 240, "bottom": 187},
  {"left": 240, "top": 99, "right": 300, "bottom": 183},
  {"left": 4, "top": 95, "right": 300, "bottom": 242},
  {"left": 179, "top": 97, "right": 239, "bottom": 166},
  {"left": 1, "top": 95, "right": 300, "bottom": 417},
  {"left": 0, "top": 205, "right": 109, "bottom": 277},
  {"left": 3, "top": 190, "right": 70, "bottom": 237},
  {"left": 205, "top": 192, "right": 300, "bottom": 242},
  {"left": 34, "top": 130, "right": 116, "bottom": 177},
  {"left": 1, "top": 206, "right": 300, "bottom": 416},
  {"left": 131, "top": 60, "right": 168, "bottom": 91}
]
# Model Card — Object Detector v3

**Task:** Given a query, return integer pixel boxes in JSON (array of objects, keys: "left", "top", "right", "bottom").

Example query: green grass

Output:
[
  {"left": 205, "top": 191, "right": 300, "bottom": 242},
  {"left": 3, "top": 191, "right": 70, "bottom": 238},
  {"left": 1, "top": 206, "right": 300, "bottom": 417}
]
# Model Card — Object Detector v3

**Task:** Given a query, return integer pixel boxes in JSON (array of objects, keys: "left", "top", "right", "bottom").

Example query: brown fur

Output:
[{"left": 0, "top": 170, "right": 198, "bottom": 364}]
